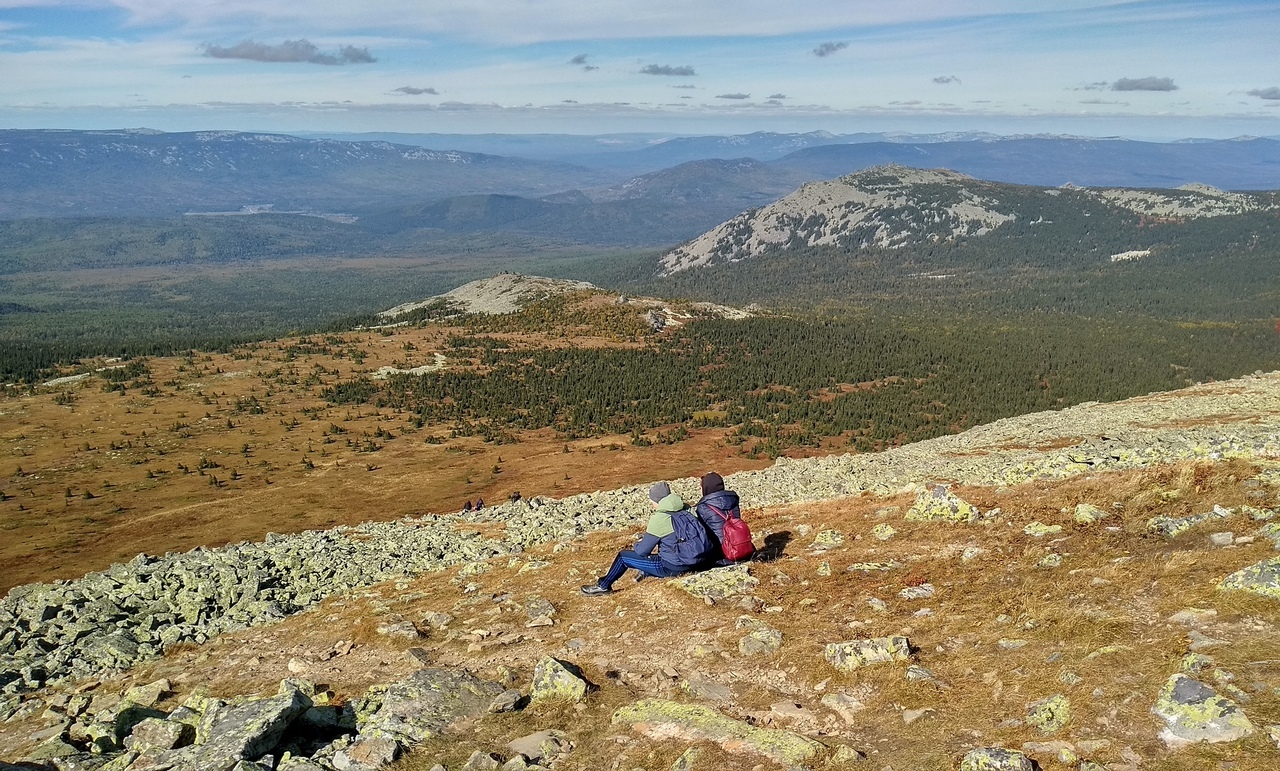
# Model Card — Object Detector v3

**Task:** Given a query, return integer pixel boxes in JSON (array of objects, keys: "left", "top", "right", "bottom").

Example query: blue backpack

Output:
[{"left": 666, "top": 509, "right": 717, "bottom": 569}]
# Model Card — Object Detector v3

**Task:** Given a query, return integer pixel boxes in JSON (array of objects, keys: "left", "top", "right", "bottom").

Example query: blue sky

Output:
[{"left": 1, "top": 0, "right": 1278, "bottom": 138}]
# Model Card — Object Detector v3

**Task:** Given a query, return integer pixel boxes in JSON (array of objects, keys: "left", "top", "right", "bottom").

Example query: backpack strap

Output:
[{"left": 706, "top": 504, "right": 730, "bottom": 523}]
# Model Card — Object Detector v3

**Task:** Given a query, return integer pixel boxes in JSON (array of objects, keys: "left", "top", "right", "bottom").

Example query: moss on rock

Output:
[
  {"left": 905, "top": 486, "right": 979, "bottom": 524},
  {"left": 611, "top": 698, "right": 822, "bottom": 770},
  {"left": 1220, "top": 556, "right": 1280, "bottom": 601},
  {"left": 1025, "top": 694, "right": 1071, "bottom": 734},
  {"left": 958, "top": 747, "right": 1034, "bottom": 771},
  {"left": 672, "top": 564, "right": 758, "bottom": 601},
  {"left": 1151, "top": 674, "right": 1255, "bottom": 747},
  {"left": 824, "top": 636, "right": 910, "bottom": 671}
]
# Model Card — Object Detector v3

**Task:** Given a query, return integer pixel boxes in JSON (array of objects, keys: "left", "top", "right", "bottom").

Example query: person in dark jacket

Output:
[
  {"left": 581, "top": 482, "right": 709, "bottom": 595},
  {"left": 695, "top": 471, "right": 745, "bottom": 564}
]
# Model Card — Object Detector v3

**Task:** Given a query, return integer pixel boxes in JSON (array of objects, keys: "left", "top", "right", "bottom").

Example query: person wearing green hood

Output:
[{"left": 581, "top": 482, "right": 716, "bottom": 596}]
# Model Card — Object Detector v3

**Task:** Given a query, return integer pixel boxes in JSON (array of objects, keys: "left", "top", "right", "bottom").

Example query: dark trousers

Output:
[{"left": 599, "top": 549, "right": 682, "bottom": 589}]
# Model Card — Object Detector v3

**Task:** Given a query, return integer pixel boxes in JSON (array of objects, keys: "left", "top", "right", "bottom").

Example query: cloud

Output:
[
  {"left": 582, "top": 65, "right": 599, "bottom": 71},
  {"left": 203, "top": 39, "right": 375, "bottom": 65},
  {"left": 716, "top": 93, "right": 750, "bottom": 99},
  {"left": 569, "top": 54, "right": 588, "bottom": 65},
  {"left": 932, "top": 75, "right": 960, "bottom": 85},
  {"left": 640, "top": 64, "right": 696, "bottom": 76},
  {"left": 672, "top": 84, "right": 697, "bottom": 89},
  {"left": 1247, "top": 87, "right": 1280, "bottom": 100},
  {"left": 812, "top": 41, "right": 848, "bottom": 58},
  {"left": 393, "top": 86, "right": 438, "bottom": 95},
  {"left": 768, "top": 93, "right": 787, "bottom": 99},
  {"left": 1111, "top": 76, "right": 1177, "bottom": 92}
]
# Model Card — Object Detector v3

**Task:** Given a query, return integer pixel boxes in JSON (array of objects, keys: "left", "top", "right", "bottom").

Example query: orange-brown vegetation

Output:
[{"left": 3, "top": 460, "right": 1276, "bottom": 769}]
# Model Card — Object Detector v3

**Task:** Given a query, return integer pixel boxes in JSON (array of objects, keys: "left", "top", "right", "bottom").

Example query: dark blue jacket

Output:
[{"left": 695, "top": 489, "right": 741, "bottom": 545}]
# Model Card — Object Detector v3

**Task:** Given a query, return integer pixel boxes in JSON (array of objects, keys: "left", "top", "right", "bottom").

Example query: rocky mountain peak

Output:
[{"left": 660, "top": 164, "right": 1016, "bottom": 274}]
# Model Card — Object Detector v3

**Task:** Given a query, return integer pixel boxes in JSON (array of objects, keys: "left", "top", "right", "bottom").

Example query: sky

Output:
[{"left": 1, "top": 0, "right": 1278, "bottom": 139}]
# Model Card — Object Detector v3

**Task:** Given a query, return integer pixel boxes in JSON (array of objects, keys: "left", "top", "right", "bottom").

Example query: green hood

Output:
[{"left": 655, "top": 492, "right": 687, "bottom": 513}]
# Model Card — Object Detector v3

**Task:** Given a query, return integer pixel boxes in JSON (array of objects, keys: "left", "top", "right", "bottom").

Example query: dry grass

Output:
[
  {"left": 17, "top": 458, "right": 1266, "bottom": 769},
  {"left": 0, "top": 324, "right": 776, "bottom": 591}
]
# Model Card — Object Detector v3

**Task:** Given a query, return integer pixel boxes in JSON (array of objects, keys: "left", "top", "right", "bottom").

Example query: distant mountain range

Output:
[
  {"left": 0, "top": 129, "right": 613, "bottom": 218},
  {"left": 3, "top": 129, "right": 1280, "bottom": 234}
]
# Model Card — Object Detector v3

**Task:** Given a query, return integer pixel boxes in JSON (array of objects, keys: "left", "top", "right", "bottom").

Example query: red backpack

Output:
[{"left": 707, "top": 504, "right": 755, "bottom": 562}]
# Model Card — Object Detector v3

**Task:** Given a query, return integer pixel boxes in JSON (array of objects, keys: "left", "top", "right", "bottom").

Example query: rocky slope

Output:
[
  {"left": 376, "top": 274, "right": 751, "bottom": 328},
  {"left": 4, "top": 373, "right": 1280, "bottom": 770},
  {"left": 659, "top": 164, "right": 1280, "bottom": 275}
]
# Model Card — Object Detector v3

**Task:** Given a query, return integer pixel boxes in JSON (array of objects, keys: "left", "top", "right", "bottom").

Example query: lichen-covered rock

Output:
[
  {"left": 124, "top": 679, "right": 171, "bottom": 709},
  {"left": 1026, "top": 694, "right": 1071, "bottom": 734},
  {"left": 1073, "top": 503, "right": 1109, "bottom": 524},
  {"left": 125, "top": 716, "right": 192, "bottom": 751},
  {"left": 958, "top": 747, "right": 1035, "bottom": 771},
  {"left": 1023, "top": 522, "right": 1062, "bottom": 537},
  {"left": 355, "top": 668, "right": 504, "bottom": 745},
  {"left": 738, "top": 625, "right": 783, "bottom": 656},
  {"left": 1151, "top": 674, "right": 1255, "bottom": 747},
  {"left": 811, "top": 530, "right": 844, "bottom": 549},
  {"left": 1149, "top": 505, "right": 1235, "bottom": 537},
  {"left": 824, "top": 637, "right": 910, "bottom": 671},
  {"left": 871, "top": 523, "right": 896, "bottom": 541},
  {"left": 189, "top": 684, "right": 311, "bottom": 771},
  {"left": 905, "top": 486, "right": 979, "bottom": 523},
  {"left": 1220, "top": 556, "right": 1280, "bottom": 600},
  {"left": 530, "top": 657, "right": 587, "bottom": 703},
  {"left": 612, "top": 698, "right": 822, "bottom": 770},
  {"left": 672, "top": 564, "right": 758, "bottom": 601}
]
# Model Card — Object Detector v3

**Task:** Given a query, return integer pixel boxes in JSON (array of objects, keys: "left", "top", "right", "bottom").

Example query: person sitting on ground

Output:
[
  {"left": 475, "top": 497, "right": 484, "bottom": 511},
  {"left": 695, "top": 472, "right": 750, "bottom": 564},
  {"left": 463, "top": 500, "right": 473, "bottom": 513},
  {"left": 581, "top": 482, "right": 716, "bottom": 596}
]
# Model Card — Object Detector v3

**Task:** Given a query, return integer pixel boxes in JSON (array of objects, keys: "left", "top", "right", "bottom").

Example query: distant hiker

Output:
[
  {"left": 510, "top": 491, "right": 522, "bottom": 504},
  {"left": 581, "top": 482, "right": 717, "bottom": 596},
  {"left": 475, "top": 498, "right": 484, "bottom": 511},
  {"left": 463, "top": 500, "right": 473, "bottom": 513},
  {"left": 695, "top": 472, "right": 755, "bottom": 563}
]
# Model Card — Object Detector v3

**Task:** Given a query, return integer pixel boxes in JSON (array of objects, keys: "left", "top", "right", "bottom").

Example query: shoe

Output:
[{"left": 580, "top": 583, "right": 612, "bottom": 596}]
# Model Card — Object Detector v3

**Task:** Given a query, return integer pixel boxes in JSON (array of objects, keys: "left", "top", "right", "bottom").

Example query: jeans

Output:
[{"left": 599, "top": 549, "right": 682, "bottom": 589}]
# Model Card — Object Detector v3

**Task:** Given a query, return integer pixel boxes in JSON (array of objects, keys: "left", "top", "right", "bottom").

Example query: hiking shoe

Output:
[{"left": 580, "top": 583, "right": 612, "bottom": 596}]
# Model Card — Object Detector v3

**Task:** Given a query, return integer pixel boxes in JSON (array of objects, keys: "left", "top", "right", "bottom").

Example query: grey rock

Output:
[
  {"left": 1152, "top": 674, "right": 1255, "bottom": 747},
  {"left": 356, "top": 668, "right": 504, "bottom": 745},
  {"left": 529, "top": 657, "right": 588, "bottom": 703},
  {"left": 487, "top": 689, "right": 522, "bottom": 714},
  {"left": 188, "top": 684, "right": 310, "bottom": 771},
  {"left": 681, "top": 677, "right": 732, "bottom": 703},
  {"left": 125, "top": 717, "right": 192, "bottom": 751},
  {"left": 460, "top": 750, "right": 503, "bottom": 771},
  {"left": 958, "top": 748, "right": 1035, "bottom": 771},
  {"left": 506, "top": 729, "right": 571, "bottom": 762},
  {"left": 824, "top": 637, "right": 911, "bottom": 671},
  {"left": 332, "top": 737, "right": 400, "bottom": 771}
]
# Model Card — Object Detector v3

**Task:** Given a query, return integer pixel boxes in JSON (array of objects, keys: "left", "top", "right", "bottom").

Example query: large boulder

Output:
[
  {"left": 355, "top": 668, "right": 505, "bottom": 746},
  {"left": 612, "top": 699, "right": 822, "bottom": 771},
  {"left": 187, "top": 684, "right": 311, "bottom": 771},
  {"left": 530, "top": 657, "right": 588, "bottom": 703},
  {"left": 1152, "top": 674, "right": 1255, "bottom": 747}
]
